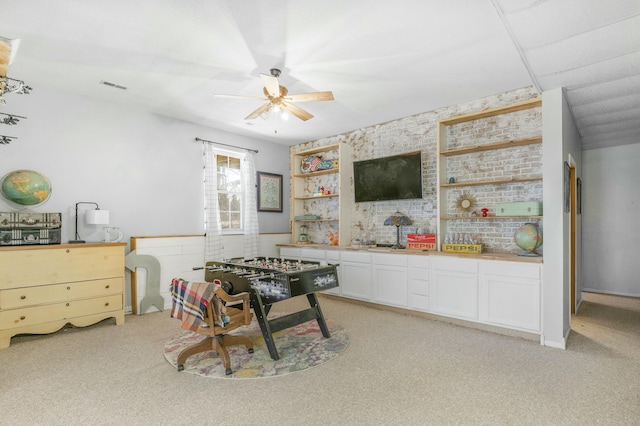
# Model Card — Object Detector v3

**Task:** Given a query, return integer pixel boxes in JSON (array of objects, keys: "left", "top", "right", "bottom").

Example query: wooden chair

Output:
[{"left": 176, "top": 285, "right": 254, "bottom": 375}]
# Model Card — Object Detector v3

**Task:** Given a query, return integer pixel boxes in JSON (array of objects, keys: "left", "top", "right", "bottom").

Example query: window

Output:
[{"left": 216, "top": 153, "right": 244, "bottom": 231}]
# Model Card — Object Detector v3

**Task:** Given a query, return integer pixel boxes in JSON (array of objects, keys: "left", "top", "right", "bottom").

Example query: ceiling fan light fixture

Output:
[{"left": 219, "top": 68, "right": 334, "bottom": 122}]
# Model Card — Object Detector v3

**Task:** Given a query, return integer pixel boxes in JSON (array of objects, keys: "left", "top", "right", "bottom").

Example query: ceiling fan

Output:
[{"left": 214, "top": 68, "right": 334, "bottom": 121}]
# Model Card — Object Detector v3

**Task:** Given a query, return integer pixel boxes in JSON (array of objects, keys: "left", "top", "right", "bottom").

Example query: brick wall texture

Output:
[{"left": 291, "top": 86, "right": 542, "bottom": 253}]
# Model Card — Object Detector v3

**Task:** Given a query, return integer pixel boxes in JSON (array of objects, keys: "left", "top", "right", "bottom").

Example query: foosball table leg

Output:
[
  {"left": 250, "top": 290, "right": 280, "bottom": 361},
  {"left": 307, "top": 293, "right": 331, "bottom": 338}
]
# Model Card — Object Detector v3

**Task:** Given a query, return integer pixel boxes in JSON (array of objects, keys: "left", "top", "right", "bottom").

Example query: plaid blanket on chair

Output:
[
  {"left": 170, "top": 278, "right": 228, "bottom": 331},
  {"left": 170, "top": 278, "right": 216, "bottom": 331}
]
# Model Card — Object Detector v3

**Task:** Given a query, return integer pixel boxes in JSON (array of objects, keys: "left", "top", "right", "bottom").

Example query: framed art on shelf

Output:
[{"left": 257, "top": 171, "right": 283, "bottom": 212}]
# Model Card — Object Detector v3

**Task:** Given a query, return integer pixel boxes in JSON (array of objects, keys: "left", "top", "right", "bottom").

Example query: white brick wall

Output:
[{"left": 292, "top": 86, "right": 542, "bottom": 252}]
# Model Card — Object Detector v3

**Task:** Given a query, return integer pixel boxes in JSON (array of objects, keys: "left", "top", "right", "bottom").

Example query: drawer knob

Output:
[
  {"left": 105, "top": 302, "right": 109, "bottom": 307},
  {"left": 105, "top": 285, "right": 110, "bottom": 289},
  {"left": 67, "top": 286, "right": 71, "bottom": 290},
  {"left": 20, "top": 316, "right": 26, "bottom": 320},
  {"left": 66, "top": 303, "right": 70, "bottom": 307},
  {"left": 66, "top": 249, "right": 70, "bottom": 253},
  {"left": 20, "top": 295, "right": 26, "bottom": 300}
]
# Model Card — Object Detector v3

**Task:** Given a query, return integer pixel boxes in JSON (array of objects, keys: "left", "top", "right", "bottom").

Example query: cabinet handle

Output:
[
  {"left": 20, "top": 316, "right": 25, "bottom": 320},
  {"left": 67, "top": 286, "right": 71, "bottom": 290},
  {"left": 66, "top": 249, "right": 70, "bottom": 253},
  {"left": 105, "top": 285, "right": 110, "bottom": 289},
  {"left": 105, "top": 302, "right": 109, "bottom": 307},
  {"left": 66, "top": 303, "right": 70, "bottom": 307},
  {"left": 20, "top": 295, "right": 26, "bottom": 300}
]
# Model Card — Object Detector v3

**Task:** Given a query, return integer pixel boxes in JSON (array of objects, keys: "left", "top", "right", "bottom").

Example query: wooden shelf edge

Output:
[
  {"left": 440, "top": 176, "right": 543, "bottom": 188},
  {"left": 294, "top": 219, "right": 339, "bottom": 222},
  {"left": 293, "top": 168, "right": 339, "bottom": 178},
  {"left": 440, "top": 215, "right": 543, "bottom": 220},
  {"left": 439, "top": 98, "right": 542, "bottom": 126},
  {"left": 292, "top": 143, "right": 340, "bottom": 156},
  {"left": 294, "top": 194, "right": 339, "bottom": 200},
  {"left": 440, "top": 136, "right": 542, "bottom": 156}
]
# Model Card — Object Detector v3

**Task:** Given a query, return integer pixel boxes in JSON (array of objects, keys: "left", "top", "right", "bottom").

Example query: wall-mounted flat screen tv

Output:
[{"left": 353, "top": 151, "right": 423, "bottom": 203}]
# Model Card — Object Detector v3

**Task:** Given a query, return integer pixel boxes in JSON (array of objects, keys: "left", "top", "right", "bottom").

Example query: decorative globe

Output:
[
  {"left": 1, "top": 170, "right": 52, "bottom": 206},
  {"left": 514, "top": 223, "right": 542, "bottom": 256}
]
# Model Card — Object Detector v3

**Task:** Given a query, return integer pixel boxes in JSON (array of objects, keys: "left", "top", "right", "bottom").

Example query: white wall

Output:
[
  {"left": 582, "top": 144, "right": 640, "bottom": 297},
  {"left": 541, "top": 88, "right": 583, "bottom": 349},
  {"left": 0, "top": 87, "right": 291, "bottom": 245}
]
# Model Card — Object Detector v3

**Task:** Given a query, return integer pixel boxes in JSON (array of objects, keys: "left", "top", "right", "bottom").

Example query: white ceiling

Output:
[{"left": 1, "top": 0, "right": 638, "bottom": 149}]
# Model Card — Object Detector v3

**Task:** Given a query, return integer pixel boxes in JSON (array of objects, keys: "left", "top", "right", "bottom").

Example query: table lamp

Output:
[
  {"left": 384, "top": 211, "right": 412, "bottom": 249},
  {"left": 70, "top": 202, "right": 110, "bottom": 243}
]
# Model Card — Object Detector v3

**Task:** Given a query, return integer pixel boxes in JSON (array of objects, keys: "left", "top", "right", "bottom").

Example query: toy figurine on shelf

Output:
[
  {"left": 327, "top": 230, "right": 339, "bottom": 246},
  {"left": 481, "top": 208, "right": 489, "bottom": 217}
]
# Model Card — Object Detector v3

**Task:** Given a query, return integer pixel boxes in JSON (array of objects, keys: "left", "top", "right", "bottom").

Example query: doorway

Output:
[{"left": 570, "top": 164, "right": 577, "bottom": 314}]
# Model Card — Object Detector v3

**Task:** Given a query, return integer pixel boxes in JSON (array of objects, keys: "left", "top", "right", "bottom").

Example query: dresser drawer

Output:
[
  {"left": 0, "top": 245, "right": 124, "bottom": 289},
  {"left": 0, "top": 294, "right": 122, "bottom": 330},
  {"left": 0, "top": 278, "right": 122, "bottom": 309}
]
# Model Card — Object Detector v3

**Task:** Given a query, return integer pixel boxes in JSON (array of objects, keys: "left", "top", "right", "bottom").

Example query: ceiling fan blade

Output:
[
  {"left": 285, "top": 91, "right": 334, "bottom": 102},
  {"left": 281, "top": 102, "right": 314, "bottom": 121},
  {"left": 260, "top": 73, "right": 280, "bottom": 98},
  {"left": 245, "top": 103, "right": 272, "bottom": 120},
  {"left": 214, "top": 94, "right": 267, "bottom": 101}
]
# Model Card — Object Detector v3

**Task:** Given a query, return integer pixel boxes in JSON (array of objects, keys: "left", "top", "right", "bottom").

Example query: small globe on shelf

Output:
[{"left": 514, "top": 223, "right": 542, "bottom": 256}]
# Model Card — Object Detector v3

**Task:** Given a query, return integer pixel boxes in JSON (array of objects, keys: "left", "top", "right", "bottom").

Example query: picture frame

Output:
[
  {"left": 577, "top": 177, "right": 582, "bottom": 215},
  {"left": 564, "top": 161, "right": 570, "bottom": 213},
  {"left": 257, "top": 171, "right": 283, "bottom": 212}
]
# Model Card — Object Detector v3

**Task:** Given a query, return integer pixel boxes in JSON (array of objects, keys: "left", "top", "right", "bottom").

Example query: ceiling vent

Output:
[{"left": 100, "top": 80, "right": 127, "bottom": 90}]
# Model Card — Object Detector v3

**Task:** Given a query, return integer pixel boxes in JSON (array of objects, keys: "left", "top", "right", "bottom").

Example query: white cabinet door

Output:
[
  {"left": 431, "top": 257, "right": 479, "bottom": 320},
  {"left": 408, "top": 255, "right": 430, "bottom": 311},
  {"left": 301, "top": 248, "right": 326, "bottom": 262},
  {"left": 480, "top": 261, "right": 541, "bottom": 332},
  {"left": 279, "top": 247, "right": 301, "bottom": 260},
  {"left": 482, "top": 275, "right": 540, "bottom": 332},
  {"left": 339, "top": 251, "right": 372, "bottom": 300},
  {"left": 372, "top": 254, "right": 408, "bottom": 307}
]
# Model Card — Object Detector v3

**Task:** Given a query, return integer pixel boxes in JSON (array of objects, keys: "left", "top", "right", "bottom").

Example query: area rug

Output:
[{"left": 163, "top": 318, "right": 349, "bottom": 379}]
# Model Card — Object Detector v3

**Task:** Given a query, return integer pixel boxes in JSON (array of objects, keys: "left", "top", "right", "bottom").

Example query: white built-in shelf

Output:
[{"left": 437, "top": 97, "right": 543, "bottom": 252}]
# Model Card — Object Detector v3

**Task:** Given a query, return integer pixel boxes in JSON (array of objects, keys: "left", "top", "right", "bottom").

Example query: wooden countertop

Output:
[
  {"left": 0, "top": 242, "right": 127, "bottom": 251},
  {"left": 276, "top": 243, "right": 543, "bottom": 263}
]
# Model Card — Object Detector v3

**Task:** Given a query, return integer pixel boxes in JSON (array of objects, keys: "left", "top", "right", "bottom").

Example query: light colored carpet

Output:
[
  {"left": 163, "top": 319, "right": 348, "bottom": 378},
  {"left": 0, "top": 292, "right": 639, "bottom": 425}
]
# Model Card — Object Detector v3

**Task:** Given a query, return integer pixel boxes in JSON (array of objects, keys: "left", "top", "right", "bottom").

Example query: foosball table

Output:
[{"left": 201, "top": 257, "right": 339, "bottom": 360}]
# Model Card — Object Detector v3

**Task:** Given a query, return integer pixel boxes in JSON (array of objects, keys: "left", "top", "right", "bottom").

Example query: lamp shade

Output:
[
  {"left": 383, "top": 211, "right": 412, "bottom": 227},
  {"left": 85, "top": 209, "right": 110, "bottom": 225}
]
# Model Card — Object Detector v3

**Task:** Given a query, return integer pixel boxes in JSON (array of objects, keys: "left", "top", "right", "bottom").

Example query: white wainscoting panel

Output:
[{"left": 129, "top": 233, "right": 291, "bottom": 314}]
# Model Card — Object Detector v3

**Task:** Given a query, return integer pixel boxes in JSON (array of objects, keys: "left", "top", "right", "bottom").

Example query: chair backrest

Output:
[
  {"left": 171, "top": 278, "right": 252, "bottom": 335},
  {"left": 203, "top": 284, "right": 252, "bottom": 336}
]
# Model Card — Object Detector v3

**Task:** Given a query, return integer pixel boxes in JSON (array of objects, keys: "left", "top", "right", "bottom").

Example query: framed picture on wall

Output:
[
  {"left": 564, "top": 161, "right": 571, "bottom": 213},
  {"left": 257, "top": 171, "right": 283, "bottom": 212}
]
